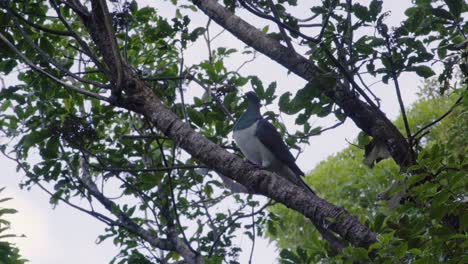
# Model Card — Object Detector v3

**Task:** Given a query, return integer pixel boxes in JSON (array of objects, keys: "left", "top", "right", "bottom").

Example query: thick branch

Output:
[
  {"left": 50, "top": 0, "right": 110, "bottom": 77},
  {"left": 73, "top": 0, "right": 126, "bottom": 86}
]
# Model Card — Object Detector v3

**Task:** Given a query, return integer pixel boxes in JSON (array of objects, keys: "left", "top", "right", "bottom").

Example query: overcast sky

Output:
[{"left": 1, "top": 1, "right": 418, "bottom": 263}]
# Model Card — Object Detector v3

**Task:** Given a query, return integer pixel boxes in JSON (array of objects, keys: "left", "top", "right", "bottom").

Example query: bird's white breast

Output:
[{"left": 233, "top": 122, "right": 276, "bottom": 167}]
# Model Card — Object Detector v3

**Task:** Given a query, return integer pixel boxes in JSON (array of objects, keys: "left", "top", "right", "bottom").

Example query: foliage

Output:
[
  {"left": 0, "top": 0, "right": 466, "bottom": 263},
  {"left": 0, "top": 187, "right": 27, "bottom": 264},
  {"left": 268, "top": 80, "right": 467, "bottom": 263}
]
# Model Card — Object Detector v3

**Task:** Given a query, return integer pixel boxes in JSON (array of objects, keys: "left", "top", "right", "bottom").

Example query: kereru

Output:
[{"left": 233, "top": 91, "right": 315, "bottom": 195}]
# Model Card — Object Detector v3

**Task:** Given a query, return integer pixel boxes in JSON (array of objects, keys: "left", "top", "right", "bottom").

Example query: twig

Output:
[
  {"left": 291, "top": 119, "right": 345, "bottom": 138},
  {"left": 248, "top": 206, "right": 256, "bottom": 264},
  {"left": 121, "top": 134, "right": 171, "bottom": 140},
  {"left": 190, "top": 75, "right": 235, "bottom": 122},
  {"left": 62, "top": 0, "right": 89, "bottom": 18},
  {"left": 356, "top": 72, "right": 381, "bottom": 108},
  {"left": 345, "top": 0, "right": 353, "bottom": 67},
  {"left": 154, "top": 136, "right": 198, "bottom": 256},
  {"left": 318, "top": 2, "right": 334, "bottom": 40},
  {"left": 91, "top": 164, "right": 207, "bottom": 173},
  {"left": 78, "top": 156, "right": 183, "bottom": 253},
  {"left": 298, "top": 23, "right": 322, "bottom": 28},
  {"left": 412, "top": 92, "right": 464, "bottom": 139},
  {"left": 208, "top": 200, "right": 274, "bottom": 257},
  {"left": 296, "top": 13, "right": 321, "bottom": 22},
  {"left": 236, "top": 51, "right": 257, "bottom": 72},
  {"left": 391, "top": 67, "right": 411, "bottom": 141},
  {"left": 203, "top": 18, "right": 213, "bottom": 64},
  {"left": 178, "top": 56, "right": 189, "bottom": 123},
  {"left": 143, "top": 76, "right": 190, "bottom": 81},
  {"left": 210, "top": 29, "right": 226, "bottom": 42},
  {"left": 266, "top": 0, "right": 295, "bottom": 52},
  {"left": 0, "top": 149, "right": 113, "bottom": 226},
  {"left": 345, "top": 138, "right": 364, "bottom": 149}
]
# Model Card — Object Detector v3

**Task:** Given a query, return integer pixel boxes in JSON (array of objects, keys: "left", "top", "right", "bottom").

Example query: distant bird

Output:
[{"left": 233, "top": 91, "right": 315, "bottom": 195}]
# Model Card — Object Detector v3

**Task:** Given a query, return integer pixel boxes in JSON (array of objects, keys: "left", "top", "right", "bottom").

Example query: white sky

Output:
[{"left": 1, "top": 0, "right": 418, "bottom": 263}]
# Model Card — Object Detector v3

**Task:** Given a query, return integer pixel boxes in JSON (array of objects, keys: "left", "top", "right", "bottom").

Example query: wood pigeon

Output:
[{"left": 233, "top": 92, "right": 315, "bottom": 195}]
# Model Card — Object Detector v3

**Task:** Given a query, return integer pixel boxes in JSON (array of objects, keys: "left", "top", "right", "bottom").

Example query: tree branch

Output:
[
  {"left": 50, "top": 0, "right": 110, "bottom": 77},
  {"left": 90, "top": 164, "right": 207, "bottom": 173},
  {"left": 266, "top": 0, "right": 295, "bottom": 52},
  {"left": 291, "top": 119, "right": 345, "bottom": 138},
  {"left": 412, "top": 91, "right": 464, "bottom": 139},
  {"left": 74, "top": 0, "right": 126, "bottom": 87}
]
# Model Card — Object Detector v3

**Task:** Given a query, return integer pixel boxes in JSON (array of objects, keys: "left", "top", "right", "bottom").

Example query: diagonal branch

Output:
[
  {"left": 412, "top": 91, "right": 465, "bottom": 140},
  {"left": 50, "top": 0, "right": 110, "bottom": 77},
  {"left": 73, "top": 0, "right": 126, "bottom": 86},
  {"left": 265, "top": 0, "right": 295, "bottom": 52}
]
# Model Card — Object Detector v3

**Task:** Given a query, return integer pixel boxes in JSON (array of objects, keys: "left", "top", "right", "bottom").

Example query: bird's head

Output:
[{"left": 244, "top": 91, "right": 261, "bottom": 106}]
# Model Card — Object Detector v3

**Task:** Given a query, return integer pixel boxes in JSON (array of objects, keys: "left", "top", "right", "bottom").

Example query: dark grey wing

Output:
[{"left": 255, "top": 119, "right": 304, "bottom": 177}]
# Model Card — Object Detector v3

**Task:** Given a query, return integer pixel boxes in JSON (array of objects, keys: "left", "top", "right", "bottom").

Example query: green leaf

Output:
[
  {"left": 187, "top": 107, "right": 205, "bottom": 127},
  {"left": 279, "top": 249, "right": 301, "bottom": 263},
  {"left": 189, "top": 27, "right": 206, "bottom": 41},
  {"left": 39, "top": 38, "right": 54, "bottom": 55},
  {"left": 41, "top": 137, "right": 59, "bottom": 159},
  {"left": 250, "top": 76, "right": 264, "bottom": 97},
  {"left": 0, "top": 198, "right": 13, "bottom": 203},
  {"left": 444, "top": 0, "right": 463, "bottom": 18},
  {"left": 0, "top": 208, "right": 17, "bottom": 216},
  {"left": 353, "top": 4, "right": 370, "bottom": 21},
  {"left": 0, "top": 60, "right": 17, "bottom": 74},
  {"left": 20, "top": 130, "right": 50, "bottom": 154},
  {"left": 278, "top": 92, "right": 293, "bottom": 114},
  {"left": 431, "top": 8, "right": 454, "bottom": 20},
  {"left": 265, "top": 82, "right": 277, "bottom": 99},
  {"left": 394, "top": 242, "right": 408, "bottom": 258},
  {"left": 369, "top": 0, "right": 383, "bottom": 20},
  {"left": 413, "top": 65, "right": 435, "bottom": 78},
  {"left": 357, "top": 131, "right": 371, "bottom": 147}
]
